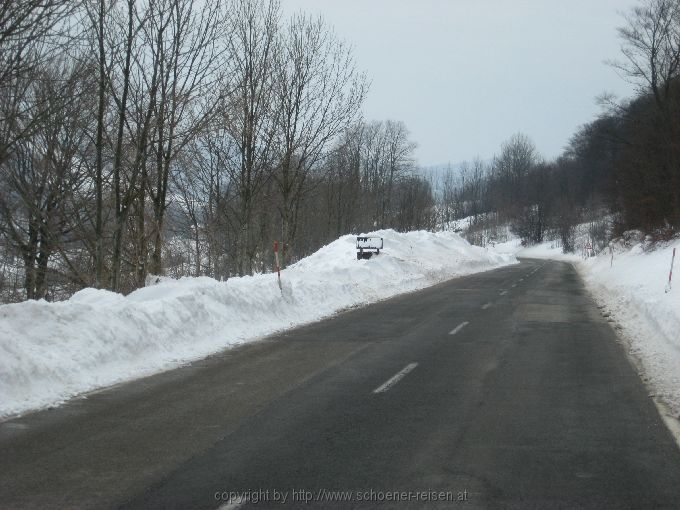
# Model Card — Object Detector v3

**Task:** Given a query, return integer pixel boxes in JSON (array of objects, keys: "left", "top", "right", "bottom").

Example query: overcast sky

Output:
[{"left": 280, "top": 0, "right": 638, "bottom": 167}]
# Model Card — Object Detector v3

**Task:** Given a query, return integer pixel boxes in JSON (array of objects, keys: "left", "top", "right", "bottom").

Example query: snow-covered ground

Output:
[
  {"left": 494, "top": 234, "right": 680, "bottom": 417},
  {"left": 580, "top": 241, "right": 680, "bottom": 417},
  {"left": 0, "top": 229, "right": 515, "bottom": 419}
]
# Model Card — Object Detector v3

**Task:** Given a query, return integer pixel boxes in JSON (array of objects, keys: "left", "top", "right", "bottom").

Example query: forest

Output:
[
  {"left": 1, "top": 0, "right": 678, "bottom": 303},
  {"left": 0, "top": 0, "right": 434, "bottom": 301},
  {"left": 443, "top": 0, "right": 680, "bottom": 253}
]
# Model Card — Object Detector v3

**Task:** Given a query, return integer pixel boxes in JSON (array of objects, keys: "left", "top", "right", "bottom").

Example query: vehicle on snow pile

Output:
[{"left": 356, "top": 236, "right": 383, "bottom": 259}]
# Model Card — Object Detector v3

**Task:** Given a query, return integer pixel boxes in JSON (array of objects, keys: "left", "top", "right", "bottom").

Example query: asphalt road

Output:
[{"left": 2, "top": 259, "right": 680, "bottom": 509}]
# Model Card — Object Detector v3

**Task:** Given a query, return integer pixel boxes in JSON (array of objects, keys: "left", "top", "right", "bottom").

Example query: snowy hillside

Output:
[
  {"left": 0, "top": 229, "right": 516, "bottom": 418},
  {"left": 581, "top": 240, "right": 680, "bottom": 415}
]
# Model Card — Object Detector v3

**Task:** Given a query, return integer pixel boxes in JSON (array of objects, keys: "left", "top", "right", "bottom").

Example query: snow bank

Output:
[
  {"left": 492, "top": 234, "right": 680, "bottom": 415},
  {"left": 0, "top": 229, "right": 515, "bottom": 418},
  {"left": 579, "top": 240, "right": 680, "bottom": 414}
]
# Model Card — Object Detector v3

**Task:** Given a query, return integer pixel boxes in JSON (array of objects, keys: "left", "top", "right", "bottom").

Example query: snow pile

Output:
[
  {"left": 579, "top": 240, "right": 680, "bottom": 413},
  {"left": 0, "top": 229, "right": 515, "bottom": 418}
]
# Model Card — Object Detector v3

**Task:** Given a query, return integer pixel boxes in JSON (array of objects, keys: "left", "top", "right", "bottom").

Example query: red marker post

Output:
[
  {"left": 666, "top": 247, "right": 676, "bottom": 293},
  {"left": 274, "top": 241, "right": 282, "bottom": 293}
]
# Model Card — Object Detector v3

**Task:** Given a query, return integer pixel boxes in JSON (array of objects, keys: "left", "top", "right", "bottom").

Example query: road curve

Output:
[{"left": 1, "top": 259, "right": 680, "bottom": 509}]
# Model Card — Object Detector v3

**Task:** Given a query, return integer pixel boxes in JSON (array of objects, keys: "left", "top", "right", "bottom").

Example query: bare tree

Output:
[
  {"left": 171, "top": 131, "right": 234, "bottom": 278},
  {"left": 0, "top": 0, "right": 77, "bottom": 166},
  {"left": 221, "top": 0, "right": 279, "bottom": 276},
  {"left": 145, "top": 0, "right": 226, "bottom": 278},
  {"left": 610, "top": 0, "right": 680, "bottom": 229},
  {"left": 92, "top": 0, "right": 108, "bottom": 287},
  {"left": 610, "top": 0, "right": 680, "bottom": 110},
  {"left": 378, "top": 120, "right": 416, "bottom": 227},
  {"left": 0, "top": 58, "right": 92, "bottom": 299},
  {"left": 271, "top": 13, "right": 367, "bottom": 266}
]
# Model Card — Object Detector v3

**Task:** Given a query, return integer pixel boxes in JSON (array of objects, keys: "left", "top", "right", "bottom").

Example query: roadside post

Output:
[
  {"left": 274, "top": 241, "right": 282, "bottom": 293},
  {"left": 666, "top": 247, "right": 676, "bottom": 293}
]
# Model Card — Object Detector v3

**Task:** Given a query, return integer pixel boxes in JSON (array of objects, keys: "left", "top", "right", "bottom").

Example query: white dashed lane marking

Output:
[
  {"left": 449, "top": 322, "right": 469, "bottom": 335},
  {"left": 373, "top": 363, "right": 419, "bottom": 394}
]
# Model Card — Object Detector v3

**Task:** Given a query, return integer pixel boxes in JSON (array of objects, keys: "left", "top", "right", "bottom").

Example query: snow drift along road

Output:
[
  {"left": 580, "top": 241, "right": 680, "bottom": 415},
  {"left": 491, "top": 234, "right": 680, "bottom": 416},
  {"left": 0, "top": 229, "right": 516, "bottom": 418}
]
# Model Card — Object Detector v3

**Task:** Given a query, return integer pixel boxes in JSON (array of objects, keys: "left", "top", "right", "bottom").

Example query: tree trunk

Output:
[
  {"left": 194, "top": 220, "right": 201, "bottom": 277},
  {"left": 22, "top": 219, "right": 38, "bottom": 300},
  {"left": 94, "top": 0, "right": 106, "bottom": 288},
  {"left": 109, "top": 0, "right": 135, "bottom": 292},
  {"left": 34, "top": 239, "right": 51, "bottom": 300},
  {"left": 135, "top": 168, "right": 147, "bottom": 287}
]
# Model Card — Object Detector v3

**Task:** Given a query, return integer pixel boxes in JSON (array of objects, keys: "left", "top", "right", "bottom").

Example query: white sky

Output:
[{"left": 280, "top": 0, "right": 638, "bottom": 166}]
